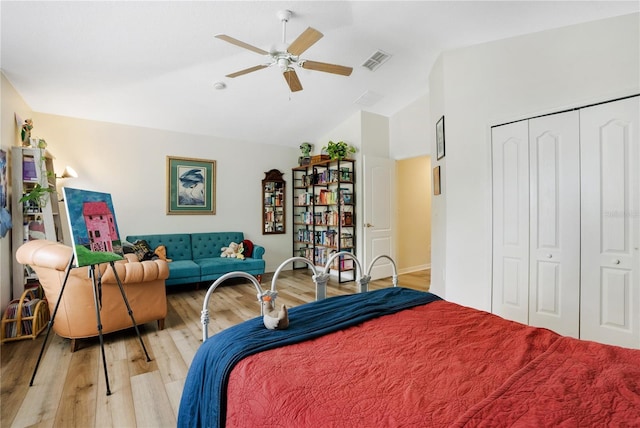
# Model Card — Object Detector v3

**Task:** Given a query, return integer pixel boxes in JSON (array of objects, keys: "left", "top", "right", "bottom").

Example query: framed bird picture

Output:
[{"left": 167, "top": 156, "right": 216, "bottom": 215}]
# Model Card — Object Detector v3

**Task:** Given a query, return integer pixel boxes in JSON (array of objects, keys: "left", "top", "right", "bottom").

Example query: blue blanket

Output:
[{"left": 177, "top": 287, "right": 442, "bottom": 428}]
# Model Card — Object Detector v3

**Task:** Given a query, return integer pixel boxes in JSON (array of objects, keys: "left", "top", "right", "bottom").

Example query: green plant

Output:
[
  {"left": 323, "top": 140, "right": 356, "bottom": 160},
  {"left": 19, "top": 183, "right": 53, "bottom": 211}
]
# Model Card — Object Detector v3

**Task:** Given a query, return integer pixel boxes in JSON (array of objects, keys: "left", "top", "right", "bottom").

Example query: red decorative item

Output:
[{"left": 242, "top": 240, "right": 254, "bottom": 258}]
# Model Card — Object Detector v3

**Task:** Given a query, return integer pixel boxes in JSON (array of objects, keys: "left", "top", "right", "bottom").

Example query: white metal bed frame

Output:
[{"left": 200, "top": 252, "right": 398, "bottom": 341}]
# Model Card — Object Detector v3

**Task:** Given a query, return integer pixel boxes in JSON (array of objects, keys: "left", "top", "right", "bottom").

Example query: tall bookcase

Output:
[
  {"left": 11, "top": 147, "right": 64, "bottom": 299},
  {"left": 292, "top": 158, "right": 355, "bottom": 283},
  {"left": 262, "top": 169, "right": 286, "bottom": 234}
]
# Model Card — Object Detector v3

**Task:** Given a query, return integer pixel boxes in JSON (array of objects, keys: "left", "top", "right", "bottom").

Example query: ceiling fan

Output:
[{"left": 216, "top": 9, "right": 353, "bottom": 92}]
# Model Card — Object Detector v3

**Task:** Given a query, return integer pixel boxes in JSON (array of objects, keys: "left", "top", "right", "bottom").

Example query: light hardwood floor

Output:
[{"left": 1, "top": 269, "right": 430, "bottom": 427}]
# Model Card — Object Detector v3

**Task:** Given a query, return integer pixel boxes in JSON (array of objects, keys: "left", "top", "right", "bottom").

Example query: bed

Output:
[{"left": 178, "top": 261, "right": 640, "bottom": 427}]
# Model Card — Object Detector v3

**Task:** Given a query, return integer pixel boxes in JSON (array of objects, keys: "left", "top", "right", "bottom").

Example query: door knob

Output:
[
  {"left": 613, "top": 259, "right": 621, "bottom": 265},
  {"left": 364, "top": 223, "right": 374, "bottom": 228}
]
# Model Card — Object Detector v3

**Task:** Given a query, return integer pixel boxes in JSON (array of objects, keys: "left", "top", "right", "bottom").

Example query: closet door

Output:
[
  {"left": 492, "top": 121, "right": 529, "bottom": 324},
  {"left": 528, "top": 111, "right": 580, "bottom": 337},
  {"left": 580, "top": 96, "right": 640, "bottom": 348}
]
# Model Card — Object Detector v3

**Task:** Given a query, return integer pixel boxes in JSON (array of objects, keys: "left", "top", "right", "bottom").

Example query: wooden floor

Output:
[{"left": 1, "top": 269, "right": 430, "bottom": 428}]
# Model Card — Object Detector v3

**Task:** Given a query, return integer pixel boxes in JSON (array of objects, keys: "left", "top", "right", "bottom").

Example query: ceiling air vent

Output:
[{"left": 361, "top": 49, "right": 391, "bottom": 71}]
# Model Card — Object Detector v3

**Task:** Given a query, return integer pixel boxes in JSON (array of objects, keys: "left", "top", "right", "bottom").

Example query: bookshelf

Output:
[
  {"left": 292, "top": 158, "right": 355, "bottom": 282},
  {"left": 262, "top": 169, "right": 285, "bottom": 234},
  {"left": 11, "top": 147, "right": 64, "bottom": 299}
]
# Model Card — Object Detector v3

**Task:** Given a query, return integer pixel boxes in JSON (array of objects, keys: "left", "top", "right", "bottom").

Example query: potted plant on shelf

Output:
[
  {"left": 323, "top": 140, "right": 356, "bottom": 160},
  {"left": 20, "top": 183, "right": 53, "bottom": 212}
]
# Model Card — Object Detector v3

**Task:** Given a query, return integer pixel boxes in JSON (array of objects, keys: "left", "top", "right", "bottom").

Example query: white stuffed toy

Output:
[
  {"left": 220, "top": 242, "right": 245, "bottom": 259},
  {"left": 261, "top": 292, "right": 289, "bottom": 330}
]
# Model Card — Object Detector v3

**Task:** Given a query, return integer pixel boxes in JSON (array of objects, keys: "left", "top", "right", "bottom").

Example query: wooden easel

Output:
[{"left": 29, "top": 255, "right": 151, "bottom": 395}]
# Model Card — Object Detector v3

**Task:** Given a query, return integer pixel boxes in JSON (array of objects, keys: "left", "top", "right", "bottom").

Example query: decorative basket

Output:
[{"left": 310, "top": 155, "right": 330, "bottom": 164}]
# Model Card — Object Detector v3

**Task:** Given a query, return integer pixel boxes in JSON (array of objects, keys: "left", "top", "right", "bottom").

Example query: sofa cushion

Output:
[
  {"left": 126, "top": 234, "right": 192, "bottom": 261},
  {"left": 166, "top": 260, "right": 201, "bottom": 279},
  {"left": 196, "top": 257, "right": 264, "bottom": 276},
  {"left": 131, "top": 239, "right": 155, "bottom": 261},
  {"left": 191, "top": 232, "right": 244, "bottom": 259}
]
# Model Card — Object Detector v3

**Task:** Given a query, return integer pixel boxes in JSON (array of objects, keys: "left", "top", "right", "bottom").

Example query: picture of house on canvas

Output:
[{"left": 62, "top": 187, "right": 124, "bottom": 267}]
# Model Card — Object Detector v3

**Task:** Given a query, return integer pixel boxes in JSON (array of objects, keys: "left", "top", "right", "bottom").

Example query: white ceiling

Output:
[{"left": 2, "top": 1, "right": 638, "bottom": 148}]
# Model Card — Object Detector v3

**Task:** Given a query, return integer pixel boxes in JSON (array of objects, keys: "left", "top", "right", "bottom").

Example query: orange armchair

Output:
[{"left": 16, "top": 240, "right": 169, "bottom": 351}]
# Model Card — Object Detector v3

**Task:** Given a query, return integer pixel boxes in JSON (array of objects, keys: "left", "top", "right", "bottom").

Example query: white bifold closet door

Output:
[
  {"left": 491, "top": 121, "right": 530, "bottom": 325},
  {"left": 492, "top": 111, "right": 580, "bottom": 337},
  {"left": 528, "top": 111, "right": 581, "bottom": 338},
  {"left": 492, "top": 96, "right": 639, "bottom": 348},
  {"left": 580, "top": 97, "right": 639, "bottom": 349}
]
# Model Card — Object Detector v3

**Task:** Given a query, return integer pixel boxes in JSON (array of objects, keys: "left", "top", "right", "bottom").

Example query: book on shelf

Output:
[
  {"left": 341, "top": 211, "right": 353, "bottom": 226},
  {"left": 340, "top": 232, "right": 353, "bottom": 247},
  {"left": 22, "top": 156, "right": 38, "bottom": 180},
  {"left": 340, "top": 189, "right": 353, "bottom": 204},
  {"left": 317, "top": 189, "right": 338, "bottom": 205}
]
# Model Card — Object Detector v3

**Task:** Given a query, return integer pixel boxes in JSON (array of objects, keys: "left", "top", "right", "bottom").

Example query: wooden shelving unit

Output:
[
  {"left": 292, "top": 158, "right": 355, "bottom": 282},
  {"left": 11, "top": 147, "right": 64, "bottom": 300}
]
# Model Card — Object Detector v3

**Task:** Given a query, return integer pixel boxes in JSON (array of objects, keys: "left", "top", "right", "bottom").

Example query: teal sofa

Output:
[{"left": 125, "top": 232, "right": 265, "bottom": 286}]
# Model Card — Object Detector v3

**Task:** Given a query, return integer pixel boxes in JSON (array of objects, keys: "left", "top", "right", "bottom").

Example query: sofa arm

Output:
[
  {"left": 252, "top": 244, "right": 265, "bottom": 260},
  {"left": 16, "top": 240, "right": 73, "bottom": 271}
]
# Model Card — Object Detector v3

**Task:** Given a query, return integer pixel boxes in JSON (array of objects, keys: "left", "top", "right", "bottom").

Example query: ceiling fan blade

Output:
[
  {"left": 301, "top": 60, "right": 353, "bottom": 76},
  {"left": 226, "top": 65, "right": 268, "bottom": 78},
  {"left": 287, "top": 27, "right": 323, "bottom": 56},
  {"left": 215, "top": 34, "right": 268, "bottom": 55},
  {"left": 283, "top": 69, "right": 303, "bottom": 92}
]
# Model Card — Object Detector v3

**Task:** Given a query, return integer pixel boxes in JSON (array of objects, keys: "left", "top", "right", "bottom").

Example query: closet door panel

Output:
[
  {"left": 581, "top": 96, "right": 640, "bottom": 348},
  {"left": 492, "top": 121, "right": 529, "bottom": 324},
  {"left": 528, "top": 111, "right": 581, "bottom": 337}
]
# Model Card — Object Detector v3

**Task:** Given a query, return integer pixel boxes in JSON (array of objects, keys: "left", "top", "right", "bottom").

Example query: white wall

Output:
[
  {"left": 29, "top": 113, "right": 299, "bottom": 275},
  {"left": 429, "top": 13, "right": 640, "bottom": 310},
  {"left": 427, "top": 55, "right": 446, "bottom": 298},
  {"left": 389, "top": 95, "right": 429, "bottom": 160}
]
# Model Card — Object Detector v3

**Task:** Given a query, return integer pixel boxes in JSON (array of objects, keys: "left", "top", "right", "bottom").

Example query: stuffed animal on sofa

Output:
[{"left": 220, "top": 242, "right": 245, "bottom": 260}]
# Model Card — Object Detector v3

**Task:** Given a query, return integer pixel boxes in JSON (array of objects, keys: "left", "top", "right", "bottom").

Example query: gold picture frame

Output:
[
  {"left": 167, "top": 156, "right": 216, "bottom": 215},
  {"left": 433, "top": 166, "right": 441, "bottom": 195}
]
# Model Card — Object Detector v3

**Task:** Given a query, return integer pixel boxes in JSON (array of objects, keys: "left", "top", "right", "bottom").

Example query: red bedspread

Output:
[{"left": 225, "top": 300, "right": 640, "bottom": 426}]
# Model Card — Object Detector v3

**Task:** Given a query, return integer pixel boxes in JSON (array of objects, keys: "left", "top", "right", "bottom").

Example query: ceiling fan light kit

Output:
[{"left": 216, "top": 9, "right": 353, "bottom": 92}]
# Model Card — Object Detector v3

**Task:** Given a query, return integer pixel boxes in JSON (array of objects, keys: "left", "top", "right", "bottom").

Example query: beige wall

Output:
[
  {"left": 395, "top": 155, "right": 431, "bottom": 273},
  {"left": 1, "top": 74, "right": 300, "bottom": 312}
]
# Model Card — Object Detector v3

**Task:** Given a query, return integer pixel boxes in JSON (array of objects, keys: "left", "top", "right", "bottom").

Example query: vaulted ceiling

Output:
[{"left": 2, "top": 1, "right": 637, "bottom": 148}]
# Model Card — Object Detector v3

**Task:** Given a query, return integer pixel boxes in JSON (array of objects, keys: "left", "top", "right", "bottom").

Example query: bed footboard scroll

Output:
[{"left": 201, "top": 271, "right": 265, "bottom": 342}]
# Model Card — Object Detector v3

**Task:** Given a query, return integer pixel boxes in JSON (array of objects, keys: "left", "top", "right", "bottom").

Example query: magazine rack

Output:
[{"left": 1, "top": 286, "right": 49, "bottom": 343}]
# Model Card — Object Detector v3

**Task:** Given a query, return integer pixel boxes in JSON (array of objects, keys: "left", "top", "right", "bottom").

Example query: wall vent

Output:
[{"left": 361, "top": 49, "right": 391, "bottom": 71}]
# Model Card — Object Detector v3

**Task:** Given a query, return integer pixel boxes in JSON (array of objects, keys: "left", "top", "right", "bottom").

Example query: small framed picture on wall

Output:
[{"left": 436, "top": 115, "right": 445, "bottom": 160}]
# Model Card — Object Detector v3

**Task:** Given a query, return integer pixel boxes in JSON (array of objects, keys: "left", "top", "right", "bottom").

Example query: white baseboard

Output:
[{"left": 397, "top": 264, "right": 431, "bottom": 275}]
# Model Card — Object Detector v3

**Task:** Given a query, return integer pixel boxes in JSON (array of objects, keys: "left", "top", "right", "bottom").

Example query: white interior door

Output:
[
  {"left": 580, "top": 96, "right": 640, "bottom": 349},
  {"left": 491, "top": 120, "right": 530, "bottom": 324},
  {"left": 528, "top": 111, "right": 580, "bottom": 338},
  {"left": 363, "top": 155, "right": 395, "bottom": 280}
]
